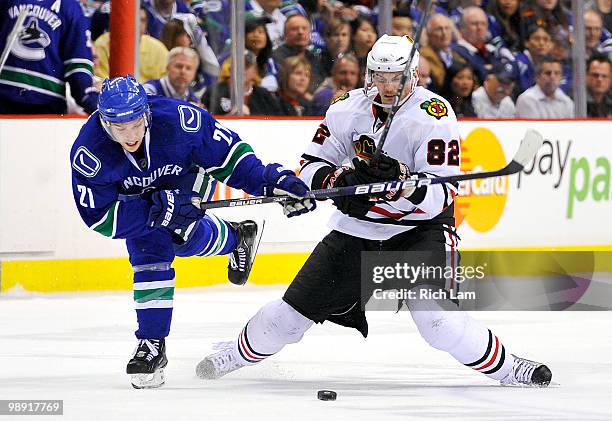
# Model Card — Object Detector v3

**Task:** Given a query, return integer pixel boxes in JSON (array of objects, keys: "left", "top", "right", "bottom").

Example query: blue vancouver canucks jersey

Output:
[
  {"left": 0, "top": 0, "right": 97, "bottom": 112},
  {"left": 70, "top": 95, "right": 267, "bottom": 240}
]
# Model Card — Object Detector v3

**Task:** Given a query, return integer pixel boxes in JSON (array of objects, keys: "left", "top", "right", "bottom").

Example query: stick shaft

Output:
[
  {"left": 200, "top": 160, "right": 520, "bottom": 210},
  {"left": 200, "top": 130, "right": 543, "bottom": 210},
  {"left": 0, "top": 8, "right": 27, "bottom": 74}
]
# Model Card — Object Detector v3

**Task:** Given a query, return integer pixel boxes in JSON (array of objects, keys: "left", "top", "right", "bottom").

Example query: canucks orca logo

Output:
[{"left": 12, "top": 18, "right": 51, "bottom": 61}]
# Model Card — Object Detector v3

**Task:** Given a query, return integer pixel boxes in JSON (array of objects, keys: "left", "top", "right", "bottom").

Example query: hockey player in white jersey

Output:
[{"left": 196, "top": 35, "right": 552, "bottom": 387}]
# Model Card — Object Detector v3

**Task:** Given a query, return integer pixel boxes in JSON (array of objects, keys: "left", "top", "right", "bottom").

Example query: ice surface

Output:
[{"left": 1, "top": 285, "right": 611, "bottom": 420}]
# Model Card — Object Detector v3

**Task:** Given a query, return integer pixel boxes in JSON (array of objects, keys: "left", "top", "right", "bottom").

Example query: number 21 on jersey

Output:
[{"left": 77, "top": 185, "right": 95, "bottom": 208}]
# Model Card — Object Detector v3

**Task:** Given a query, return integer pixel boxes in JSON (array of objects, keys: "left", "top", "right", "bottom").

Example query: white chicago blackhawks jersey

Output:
[{"left": 300, "top": 86, "right": 461, "bottom": 240}]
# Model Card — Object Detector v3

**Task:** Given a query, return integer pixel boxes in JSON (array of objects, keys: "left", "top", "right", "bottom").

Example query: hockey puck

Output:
[{"left": 317, "top": 390, "right": 337, "bottom": 401}]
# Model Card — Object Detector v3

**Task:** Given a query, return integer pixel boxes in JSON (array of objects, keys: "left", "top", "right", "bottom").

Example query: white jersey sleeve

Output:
[{"left": 299, "top": 104, "right": 353, "bottom": 188}]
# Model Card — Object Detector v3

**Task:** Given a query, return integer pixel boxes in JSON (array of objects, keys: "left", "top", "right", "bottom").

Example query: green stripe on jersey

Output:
[
  {"left": 208, "top": 143, "right": 254, "bottom": 182},
  {"left": 0, "top": 68, "right": 65, "bottom": 95},
  {"left": 134, "top": 287, "right": 174, "bottom": 303},
  {"left": 64, "top": 61, "right": 93, "bottom": 76},
  {"left": 91, "top": 202, "right": 118, "bottom": 237}
]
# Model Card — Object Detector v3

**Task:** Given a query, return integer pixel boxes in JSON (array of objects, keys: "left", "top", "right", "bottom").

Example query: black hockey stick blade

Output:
[{"left": 199, "top": 130, "right": 544, "bottom": 210}]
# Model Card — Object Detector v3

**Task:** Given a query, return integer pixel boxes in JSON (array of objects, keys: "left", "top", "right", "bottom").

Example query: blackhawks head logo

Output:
[{"left": 420, "top": 98, "right": 448, "bottom": 120}]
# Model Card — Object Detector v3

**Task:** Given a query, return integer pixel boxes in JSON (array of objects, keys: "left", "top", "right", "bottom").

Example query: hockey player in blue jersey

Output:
[
  {"left": 0, "top": 0, "right": 98, "bottom": 114},
  {"left": 70, "top": 75, "right": 315, "bottom": 389}
]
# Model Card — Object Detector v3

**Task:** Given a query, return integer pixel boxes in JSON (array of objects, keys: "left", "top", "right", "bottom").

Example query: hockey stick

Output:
[
  {"left": 0, "top": 8, "right": 27, "bottom": 75},
  {"left": 199, "top": 130, "right": 544, "bottom": 210},
  {"left": 371, "top": 0, "right": 432, "bottom": 162}
]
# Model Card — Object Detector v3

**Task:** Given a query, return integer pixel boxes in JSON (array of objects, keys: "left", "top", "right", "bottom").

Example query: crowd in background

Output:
[{"left": 2, "top": 0, "right": 612, "bottom": 118}]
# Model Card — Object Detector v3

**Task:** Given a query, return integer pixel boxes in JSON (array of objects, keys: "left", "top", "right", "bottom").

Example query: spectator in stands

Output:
[
  {"left": 392, "top": 10, "right": 413, "bottom": 37},
  {"left": 159, "top": 16, "right": 220, "bottom": 92},
  {"left": 191, "top": 0, "right": 230, "bottom": 55},
  {"left": 143, "top": 47, "right": 201, "bottom": 106},
  {"left": 421, "top": 13, "right": 466, "bottom": 89},
  {"left": 311, "top": 54, "right": 360, "bottom": 115},
  {"left": 90, "top": 0, "right": 110, "bottom": 41},
  {"left": 515, "top": 25, "right": 554, "bottom": 93},
  {"left": 452, "top": 7, "right": 496, "bottom": 83},
  {"left": 160, "top": 18, "right": 191, "bottom": 48},
  {"left": 202, "top": 51, "right": 282, "bottom": 115},
  {"left": 91, "top": 45, "right": 103, "bottom": 91},
  {"left": 349, "top": 16, "right": 378, "bottom": 87},
  {"left": 280, "top": 0, "right": 328, "bottom": 50},
  {"left": 418, "top": 56, "right": 440, "bottom": 92},
  {"left": 472, "top": 60, "right": 516, "bottom": 118},
  {"left": 0, "top": 0, "right": 98, "bottom": 114},
  {"left": 448, "top": 0, "right": 483, "bottom": 28},
  {"left": 327, "top": 0, "right": 376, "bottom": 22},
  {"left": 79, "top": 0, "right": 103, "bottom": 18},
  {"left": 586, "top": 0, "right": 612, "bottom": 33},
  {"left": 278, "top": 56, "right": 315, "bottom": 116},
  {"left": 586, "top": 55, "right": 612, "bottom": 117},
  {"left": 247, "top": 0, "right": 286, "bottom": 48},
  {"left": 519, "top": 0, "right": 571, "bottom": 46},
  {"left": 273, "top": 14, "right": 325, "bottom": 94},
  {"left": 219, "top": 16, "right": 279, "bottom": 92},
  {"left": 515, "top": 57, "right": 574, "bottom": 118},
  {"left": 549, "top": 27, "right": 573, "bottom": 96},
  {"left": 144, "top": 0, "right": 192, "bottom": 39},
  {"left": 486, "top": 0, "right": 521, "bottom": 52},
  {"left": 320, "top": 19, "right": 352, "bottom": 77},
  {"left": 94, "top": 6, "right": 168, "bottom": 84},
  {"left": 585, "top": 10, "right": 612, "bottom": 59},
  {"left": 586, "top": 9, "right": 605, "bottom": 57},
  {"left": 409, "top": 0, "right": 449, "bottom": 23},
  {"left": 442, "top": 62, "right": 477, "bottom": 117}
]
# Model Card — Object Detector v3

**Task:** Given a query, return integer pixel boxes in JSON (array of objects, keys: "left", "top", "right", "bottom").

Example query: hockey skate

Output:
[
  {"left": 196, "top": 344, "right": 244, "bottom": 380},
  {"left": 500, "top": 355, "right": 552, "bottom": 387},
  {"left": 228, "top": 220, "right": 264, "bottom": 285},
  {"left": 126, "top": 339, "right": 168, "bottom": 389}
]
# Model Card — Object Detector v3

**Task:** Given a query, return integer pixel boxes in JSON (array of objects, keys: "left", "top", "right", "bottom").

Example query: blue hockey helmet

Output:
[{"left": 98, "top": 75, "right": 150, "bottom": 126}]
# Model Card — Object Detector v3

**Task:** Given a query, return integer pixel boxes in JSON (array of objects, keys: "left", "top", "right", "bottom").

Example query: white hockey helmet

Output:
[{"left": 364, "top": 34, "right": 420, "bottom": 108}]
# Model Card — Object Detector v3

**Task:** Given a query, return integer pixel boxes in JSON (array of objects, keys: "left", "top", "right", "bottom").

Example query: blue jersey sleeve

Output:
[
  {"left": 189, "top": 108, "right": 270, "bottom": 195},
  {"left": 62, "top": 2, "right": 98, "bottom": 114},
  {"left": 70, "top": 143, "right": 154, "bottom": 240}
]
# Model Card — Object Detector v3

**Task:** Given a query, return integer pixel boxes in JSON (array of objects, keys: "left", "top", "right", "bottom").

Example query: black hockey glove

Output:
[
  {"left": 353, "top": 155, "right": 413, "bottom": 201},
  {"left": 323, "top": 166, "right": 375, "bottom": 217},
  {"left": 147, "top": 190, "right": 206, "bottom": 232}
]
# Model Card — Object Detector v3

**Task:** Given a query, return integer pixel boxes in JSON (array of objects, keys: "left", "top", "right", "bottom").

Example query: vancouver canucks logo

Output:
[
  {"left": 420, "top": 98, "right": 448, "bottom": 120},
  {"left": 12, "top": 18, "right": 51, "bottom": 61}
]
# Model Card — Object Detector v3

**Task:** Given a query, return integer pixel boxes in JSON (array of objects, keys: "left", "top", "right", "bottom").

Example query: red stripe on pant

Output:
[
  {"left": 473, "top": 335, "right": 500, "bottom": 372},
  {"left": 239, "top": 328, "right": 266, "bottom": 362}
]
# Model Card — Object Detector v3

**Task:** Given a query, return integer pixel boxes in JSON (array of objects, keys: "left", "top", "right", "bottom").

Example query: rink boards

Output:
[{"left": 0, "top": 117, "right": 610, "bottom": 292}]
